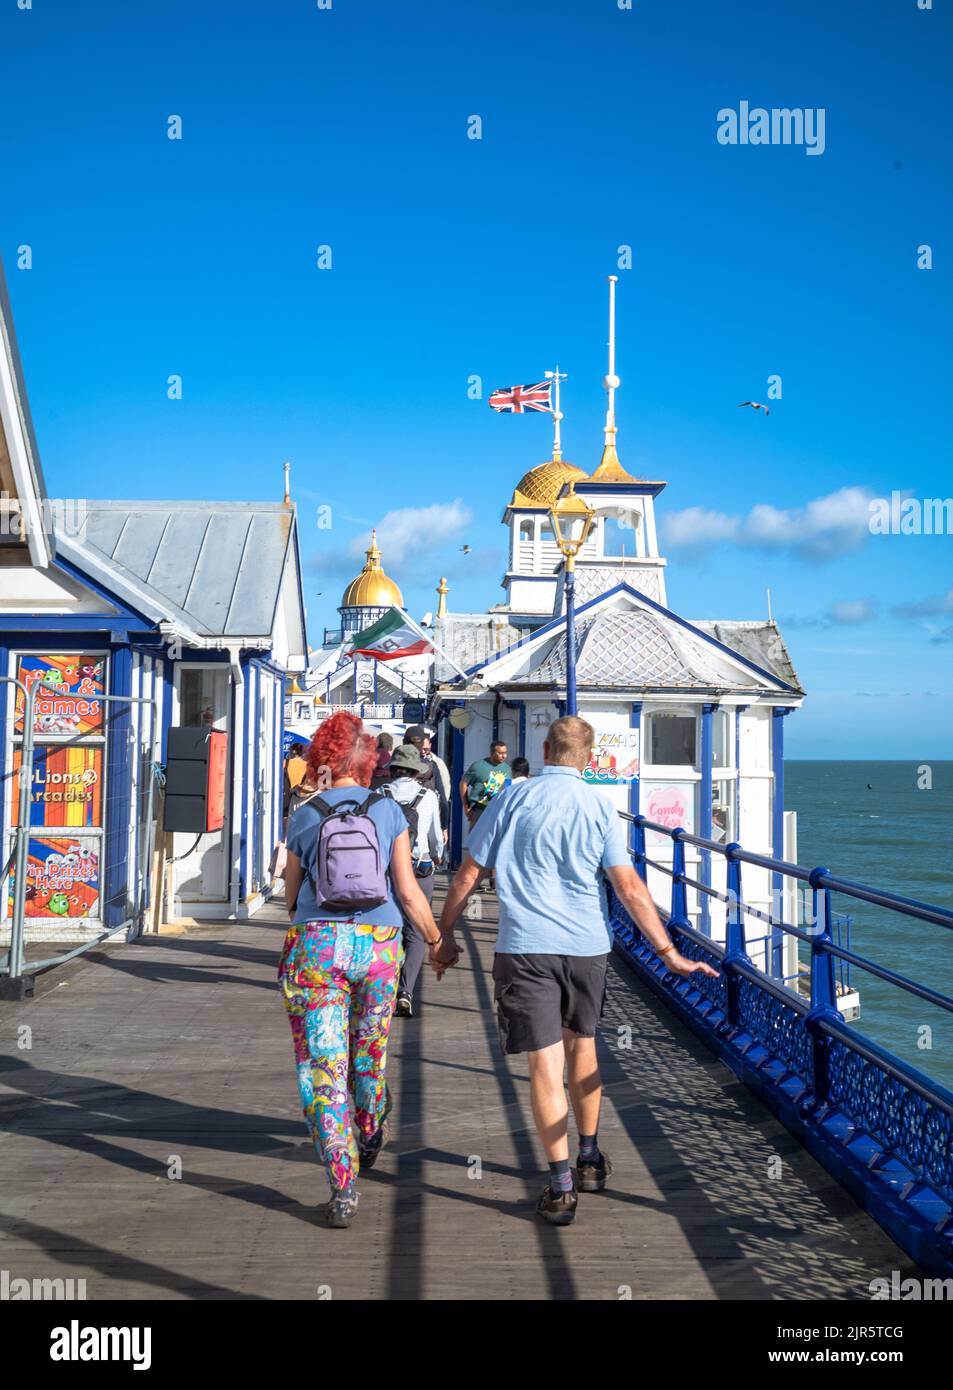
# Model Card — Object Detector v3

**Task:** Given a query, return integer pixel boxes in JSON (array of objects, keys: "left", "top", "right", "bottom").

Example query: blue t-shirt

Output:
[
  {"left": 286, "top": 787, "right": 408, "bottom": 927},
  {"left": 466, "top": 766, "right": 631, "bottom": 956}
]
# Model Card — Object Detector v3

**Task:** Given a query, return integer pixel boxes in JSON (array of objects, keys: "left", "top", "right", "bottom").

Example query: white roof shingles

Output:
[
  {"left": 512, "top": 607, "right": 792, "bottom": 693},
  {"left": 54, "top": 500, "right": 296, "bottom": 641},
  {"left": 693, "top": 620, "right": 802, "bottom": 692}
]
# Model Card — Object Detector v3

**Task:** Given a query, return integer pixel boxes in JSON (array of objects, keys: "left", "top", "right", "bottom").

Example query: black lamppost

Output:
[{"left": 549, "top": 483, "right": 595, "bottom": 716}]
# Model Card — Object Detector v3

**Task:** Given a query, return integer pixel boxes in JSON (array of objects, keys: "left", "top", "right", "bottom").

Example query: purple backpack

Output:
[{"left": 310, "top": 794, "right": 388, "bottom": 913}]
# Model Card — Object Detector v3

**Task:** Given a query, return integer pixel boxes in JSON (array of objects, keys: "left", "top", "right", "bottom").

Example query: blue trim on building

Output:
[
  {"left": 239, "top": 660, "right": 251, "bottom": 903},
  {"left": 103, "top": 646, "right": 133, "bottom": 931},
  {"left": 518, "top": 701, "right": 526, "bottom": 758},
  {"left": 0, "top": 615, "right": 155, "bottom": 635},
  {"left": 699, "top": 704, "right": 714, "bottom": 936},
  {"left": 575, "top": 481, "right": 667, "bottom": 498}
]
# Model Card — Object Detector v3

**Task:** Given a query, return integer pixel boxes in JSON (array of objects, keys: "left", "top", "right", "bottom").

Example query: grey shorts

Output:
[{"left": 492, "top": 952, "right": 609, "bottom": 1055}]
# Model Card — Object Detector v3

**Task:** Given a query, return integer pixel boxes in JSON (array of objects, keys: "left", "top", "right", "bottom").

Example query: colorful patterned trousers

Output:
[{"left": 278, "top": 919, "right": 402, "bottom": 1194}]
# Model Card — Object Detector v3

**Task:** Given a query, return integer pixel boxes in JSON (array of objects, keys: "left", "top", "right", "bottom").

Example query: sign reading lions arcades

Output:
[{"left": 584, "top": 730, "right": 640, "bottom": 785}]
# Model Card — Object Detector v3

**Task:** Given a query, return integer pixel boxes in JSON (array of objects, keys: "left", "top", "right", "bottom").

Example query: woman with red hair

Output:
[{"left": 280, "top": 710, "right": 456, "bottom": 1227}]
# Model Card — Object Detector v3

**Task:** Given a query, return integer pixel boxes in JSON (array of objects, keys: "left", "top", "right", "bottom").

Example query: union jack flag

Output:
[{"left": 488, "top": 380, "right": 553, "bottom": 413}]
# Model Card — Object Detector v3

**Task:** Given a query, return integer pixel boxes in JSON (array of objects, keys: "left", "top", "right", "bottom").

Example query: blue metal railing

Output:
[{"left": 611, "top": 812, "right": 953, "bottom": 1277}]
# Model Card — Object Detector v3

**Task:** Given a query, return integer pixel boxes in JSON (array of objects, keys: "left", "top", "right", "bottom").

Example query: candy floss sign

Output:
[{"left": 644, "top": 784, "right": 695, "bottom": 845}]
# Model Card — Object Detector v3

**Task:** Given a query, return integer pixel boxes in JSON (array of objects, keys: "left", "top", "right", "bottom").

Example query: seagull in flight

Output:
[
  {"left": 738, "top": 401, "right": 770, "bottom": 416},
  {"left": 461, "top": 545, "right": 472, "bottom": 555}
]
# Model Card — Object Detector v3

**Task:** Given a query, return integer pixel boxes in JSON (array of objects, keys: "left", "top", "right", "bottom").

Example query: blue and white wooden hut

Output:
[{"left": 0, "top": 265, "right": 308, "bottom": 946}]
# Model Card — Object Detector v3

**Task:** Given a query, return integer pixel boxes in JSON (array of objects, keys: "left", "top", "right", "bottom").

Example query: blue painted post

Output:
[
  {"left": 723, "top": 842, "right": 747, "bottom": 1028},
  {"left": 670, "top": 829, "right": 690, "bottom": 931},
  {"left": 450, "top": 708, "right": 465, "bottom": 868},
  {"left": 734, "top": 705, "right": 746, "bottom": 835},
  {"left": 699, "top": 703, "right": 714, "bottom": 936},
  {"left": 518, "top": 701, "right": 526, "bottom": 758},
  {"left": 0, "top": 644, "right": 8, "bottom": 791},
  {"left": 629, "top": 701, "right": 642, "bottom": 869},
  {"left": 103, "top": 646, "right": 133, "bottom": 932},
  {"left": 252, "top": 665, "right": 262, "bottom": 895},
  {"left": 239, "top": 661, "right": 250, "bottom": 906},
  {"left": 632, "top": 815, "right": 647, "bottom": 881},
  {"left": 565, "top": 567, "right": 578, "bottom": 716},
  {"left": 806, "top": 866, "right": 839, "bottom": 1108}
]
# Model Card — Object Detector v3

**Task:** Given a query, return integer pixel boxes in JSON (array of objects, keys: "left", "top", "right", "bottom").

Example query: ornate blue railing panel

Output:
[
  {"left": 736, "top": 975, "right": 814, "bottom": 1089},
  {"left": 610, "top": 815, "right": 953, "bottom": 1277}
]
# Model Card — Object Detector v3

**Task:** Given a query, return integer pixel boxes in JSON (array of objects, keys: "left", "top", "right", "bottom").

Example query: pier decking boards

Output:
[{"left": 0, "top": 888, "right": 919, "bottom": 1301}]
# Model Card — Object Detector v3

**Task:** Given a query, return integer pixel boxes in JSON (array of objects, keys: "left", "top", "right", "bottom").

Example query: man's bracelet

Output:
[{"left": 658, "top": 942, "right": 676, "bottom": 957}]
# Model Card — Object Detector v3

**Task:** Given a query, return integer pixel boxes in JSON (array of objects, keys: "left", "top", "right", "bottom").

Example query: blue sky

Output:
[{"left": 2, "top": 0, "right": 951, "bottom": 757}]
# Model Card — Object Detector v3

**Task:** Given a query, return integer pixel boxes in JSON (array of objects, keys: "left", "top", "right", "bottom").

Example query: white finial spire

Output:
[
  {"left": 591, "top": 275, "right": 632, "bottom": 481},
  {"left": 282, "top": 461, "right": 291, "bottom": 506},
  {"left": 604, "top": 275, "right": 620, "bottom": 447},
  {"left": 544, "top": 366, "right": 567, "bottom": 461}
]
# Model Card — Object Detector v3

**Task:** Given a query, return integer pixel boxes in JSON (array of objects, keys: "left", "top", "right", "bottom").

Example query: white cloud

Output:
[
  {"left": 891, "top": 585, "right": 953, "bottom": 620},
  {"left": 662, "top": 486, "right": 874, "bottom": 560},
  {"left": 826, "top": 598, "right": 879, "bottom": 625},
  {"left": 351, "top": 499, "right": 472, "bottom": 566}
]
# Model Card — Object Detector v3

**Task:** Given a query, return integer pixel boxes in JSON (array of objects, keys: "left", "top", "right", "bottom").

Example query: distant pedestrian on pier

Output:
[
  {"left": 460, "top": 740, "right": 511, "bottom": 830},
  {"left": 404, "top": 724, "right": 450, "bottom": 841},
  {"left": 439, "top": 715, "right": 718, "bottom": 1226},
  {"left": 370, "top": 731, "right": 394, "bottom": 789},
  {"left": 382, "top": 742, "right": 445, "bottom": 1018},
  {"left": 280, "top": 711, "right": 457, "bottom": 1228}
]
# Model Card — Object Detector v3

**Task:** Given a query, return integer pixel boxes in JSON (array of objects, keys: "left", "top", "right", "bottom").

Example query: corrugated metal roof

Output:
[{"left": 54, "top": 500, "right": 295, "bottom": 639}]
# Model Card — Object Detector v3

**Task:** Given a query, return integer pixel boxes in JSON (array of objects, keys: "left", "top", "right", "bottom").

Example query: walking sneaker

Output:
[
  {"left": 358, "top": 1084, "right": 393, "bottom": 1170},
  {"left": 324, "top": 1189, "right": 359, "bottom": 1229},
  {"left": 394, "top": 992, "right": 413, "bottom": 1018},
  {"left": 575, "top": 1151, "right": 613, "bottom": 1193},
  {"left": 536, "top": 1183, "right": 578, "bottom": 1226}
]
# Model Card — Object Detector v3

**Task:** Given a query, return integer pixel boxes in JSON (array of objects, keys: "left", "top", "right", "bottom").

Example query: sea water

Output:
[{"left": 786, "top": 761, "right": 953, "bottom": 1093}]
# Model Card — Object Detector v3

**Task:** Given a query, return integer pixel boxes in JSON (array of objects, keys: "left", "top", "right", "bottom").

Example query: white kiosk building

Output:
[{"left": 429, "top": 281, "right": 807, "bottom": 985}]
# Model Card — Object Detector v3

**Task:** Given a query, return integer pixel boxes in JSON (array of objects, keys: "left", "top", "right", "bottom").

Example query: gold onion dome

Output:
[
  {"left": 340, "top": 530, "right": 404, "bottom": 608},
  {"left": 510, "top": 458, "right": 589, "bottom": 508}
]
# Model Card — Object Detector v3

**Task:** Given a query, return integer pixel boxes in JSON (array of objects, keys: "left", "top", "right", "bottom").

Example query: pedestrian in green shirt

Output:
[{"left": 460, "top": 741, "right": 512, "bottom": 831}]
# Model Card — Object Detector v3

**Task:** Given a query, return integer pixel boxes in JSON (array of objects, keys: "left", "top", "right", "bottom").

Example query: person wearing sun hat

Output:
[{"left": 381, "top": 742, "right": 446, "bottom": 1017}]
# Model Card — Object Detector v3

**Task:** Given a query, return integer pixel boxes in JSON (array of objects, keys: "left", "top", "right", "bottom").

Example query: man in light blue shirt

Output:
[{"left": 438, "top": 715, "right": 717, "bottom": 1227}]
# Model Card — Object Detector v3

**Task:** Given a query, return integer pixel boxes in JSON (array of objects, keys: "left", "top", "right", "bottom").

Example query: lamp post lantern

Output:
[{"left": 548, "top": 482, "right": 595, "bottom": 716}]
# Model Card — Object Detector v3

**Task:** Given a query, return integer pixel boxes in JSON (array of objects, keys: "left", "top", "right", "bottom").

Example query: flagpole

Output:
[
  {"left": 399, "top": 607, "right": 471, "bottom": 682},
  {"left": 349, "top": 605, "right": 471, "bottom": 683},
  {"left": 545, "top": 366, "right": 566, "bottom": 461}
]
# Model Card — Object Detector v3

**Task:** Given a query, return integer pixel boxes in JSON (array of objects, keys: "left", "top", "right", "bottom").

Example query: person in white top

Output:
[
  {"left": 510, "top": 757, "right": 530, "bottom": 783},
  {"left": 382, "top": 743, "right": 444, "bottom": 1017}
]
